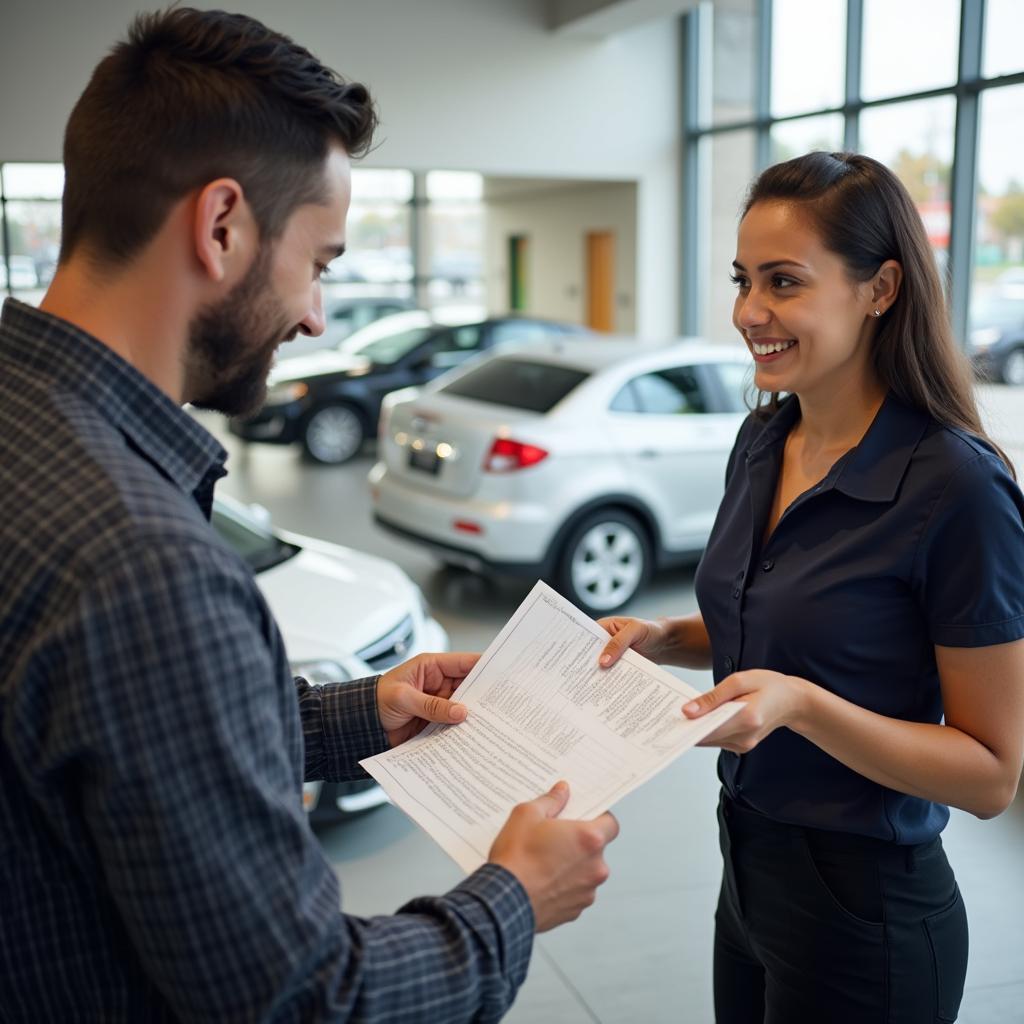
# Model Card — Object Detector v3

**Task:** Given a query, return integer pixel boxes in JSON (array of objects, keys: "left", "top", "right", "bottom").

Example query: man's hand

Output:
[
  {"left": 377, "top": 652, "right": 479, "bottom": 747},
  {"left": 488, "top": 782, "right": 619, "bottom": 932}
]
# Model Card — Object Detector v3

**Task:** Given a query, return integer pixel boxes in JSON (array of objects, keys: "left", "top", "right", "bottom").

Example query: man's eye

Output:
[{"left": 315, "top": 262, "right": 329, "bottom": 280}]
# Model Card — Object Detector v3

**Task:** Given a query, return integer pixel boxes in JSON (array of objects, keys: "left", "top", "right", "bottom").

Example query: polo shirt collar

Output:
[
  {"left": 832, "top": 392, "right": 931, "bottom": 502},
  {"left": 747, "top": 390, "right": 930, "bottom": 503},
  {"left": 0, "top": 299, "right": 227, "bottom": 502}
]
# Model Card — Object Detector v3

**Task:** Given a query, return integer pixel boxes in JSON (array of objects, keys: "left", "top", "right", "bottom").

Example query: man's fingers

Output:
[
  {"left": 530, "top": 780, "right": 570, "bottom": 819},
  {"left": 425, "top": 650, "right": 480, "bottom": 680},
  {"left": 402, "top": 686, "right": 467, "bottom": 724},
  {"left": 589, "top": 811, "right": 620, "bottom": 844}
]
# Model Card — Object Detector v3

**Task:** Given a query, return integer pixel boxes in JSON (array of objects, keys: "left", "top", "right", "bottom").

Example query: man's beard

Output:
[{"left": 186, "top": 248, "right": 296, "bottom": 417}]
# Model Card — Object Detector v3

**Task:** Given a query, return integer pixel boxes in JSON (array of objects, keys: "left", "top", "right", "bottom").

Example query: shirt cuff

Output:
[
  {"left": 318, "top": 675, "right": 390, "bottom": 782},
  {"left": 406, "top": 863, "right": 534, "bottom": 993}
]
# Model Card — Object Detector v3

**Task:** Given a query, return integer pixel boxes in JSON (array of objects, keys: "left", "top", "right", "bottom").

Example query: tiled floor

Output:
[{"left": 199, "top": 382, "right": 1024, "bottom": 1023}]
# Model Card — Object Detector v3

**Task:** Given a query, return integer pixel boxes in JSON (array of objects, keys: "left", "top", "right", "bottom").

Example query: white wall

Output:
[
  {"left": 0, "top": 0, "right": 681, "bottom": 335},
  {"left": 486, "top": 181, "right": 638, "bottom": 332}
]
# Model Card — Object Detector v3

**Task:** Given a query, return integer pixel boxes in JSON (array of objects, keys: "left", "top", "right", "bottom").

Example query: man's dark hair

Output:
[{"left": 60, "top": 6, "right": 377, "bottom": 267}]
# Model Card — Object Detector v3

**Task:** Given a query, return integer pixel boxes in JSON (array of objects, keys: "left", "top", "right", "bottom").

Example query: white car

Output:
[
  {"left": 211, "top": 494, "right": 449, "bottom": 823},
  {"left": 369, "top": 338, "right": 751, "bottom": 616}
]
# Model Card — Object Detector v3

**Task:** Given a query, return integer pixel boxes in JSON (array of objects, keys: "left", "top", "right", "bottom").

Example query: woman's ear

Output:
[{"left": 869, "top": 259, "right": 903, "bottom": 317}]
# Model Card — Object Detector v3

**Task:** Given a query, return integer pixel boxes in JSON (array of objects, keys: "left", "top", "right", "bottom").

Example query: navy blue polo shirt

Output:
[{"left": 694, "top": 391, "right": 1024, "bottom": 844}]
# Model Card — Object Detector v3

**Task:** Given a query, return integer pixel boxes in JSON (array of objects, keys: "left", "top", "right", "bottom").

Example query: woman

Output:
[{"left": 598, "top": 152, "right": 1024, "bottom": 1023}]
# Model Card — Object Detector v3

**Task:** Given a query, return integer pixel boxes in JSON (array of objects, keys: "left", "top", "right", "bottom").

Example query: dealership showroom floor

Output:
[{"left": 196, "top": 383, "right": 1024, "bottom": 1024}]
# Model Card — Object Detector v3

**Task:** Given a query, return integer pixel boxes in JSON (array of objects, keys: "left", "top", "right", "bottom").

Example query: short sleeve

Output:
[{"left": 911, "top": 452, "right": 1024, "bottom": 647}]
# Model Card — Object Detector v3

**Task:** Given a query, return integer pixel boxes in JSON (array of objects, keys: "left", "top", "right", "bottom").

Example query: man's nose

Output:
[{"left": 298, "top": 283, "right": 326, "bottom": 337}]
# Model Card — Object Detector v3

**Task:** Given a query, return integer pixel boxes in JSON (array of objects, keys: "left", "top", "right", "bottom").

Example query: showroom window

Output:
[
  {"left": 0, "top": 164, "right": 487, "bottom": 320},
  {"left": 425, "top": 171, "right": 484, "bottom": 310},
  {"left": 0, "top": 163, "right": 63, "bottom": 301},
  {"left": 682, "top": 0, "right": 1024, "bottom": 350}
]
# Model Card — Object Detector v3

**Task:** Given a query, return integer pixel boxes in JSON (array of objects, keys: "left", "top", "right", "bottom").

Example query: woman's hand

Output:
[
  {"left": 596, "top": 616, "right": 672, "bottom": 667},
  {"left": 683, "top": 669, "right": 812, "bottom": 753}
]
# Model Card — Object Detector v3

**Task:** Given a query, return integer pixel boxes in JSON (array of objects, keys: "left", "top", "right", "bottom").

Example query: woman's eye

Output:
[
  {"left": 773, "top": 275, "right": 798, "bottom": 289},
  {"left": 729, "top": 274, "right": 749, "bottom": 290},
  {"left": 314, "top": 262, "right": 329, "bottom": 280}
]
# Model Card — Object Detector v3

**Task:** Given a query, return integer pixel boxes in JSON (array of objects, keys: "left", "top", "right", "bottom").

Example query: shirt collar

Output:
[
  {"left": 747, "top": 390, "right": 930, "bottom": 503},
  {"left": 0, "top": 298, "right": 227, "bottom": 503}
]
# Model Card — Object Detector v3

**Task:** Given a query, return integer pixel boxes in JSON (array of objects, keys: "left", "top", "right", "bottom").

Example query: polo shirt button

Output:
[
  {"left": 724, "top": 656, "right": 735, "bottom": 673},
  {"left": 731, "top": 588, "right": 741, "bottom": 599},
  {"left": 761, "top": 559, "right": 774, "bottom": 572}
]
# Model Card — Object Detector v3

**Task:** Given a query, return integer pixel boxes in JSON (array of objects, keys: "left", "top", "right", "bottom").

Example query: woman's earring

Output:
[{"left": 873, "top": 308, "right": 882, "bottom": 317}]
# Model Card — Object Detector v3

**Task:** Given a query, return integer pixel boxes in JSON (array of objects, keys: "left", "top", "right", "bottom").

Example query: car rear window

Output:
[{"left": 440, "top": 358, "right": 588, "bottom": 412}]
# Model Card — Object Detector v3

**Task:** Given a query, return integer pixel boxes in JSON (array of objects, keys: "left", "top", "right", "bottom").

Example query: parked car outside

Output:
[
  {"left": 278, "top": 294, "right": 417, "bottom": 361},
  {"left": 968, "top": 290, "right": 1024, "bottom": 385},
  {"left": 369, "top": 338, "right": 751, "bottom": 616},
  {"left": 229, "top": 310, "right": 589, "bottom": 465},
  {"left": 210, "top": 494, "right": 449, "bottom": 824}
]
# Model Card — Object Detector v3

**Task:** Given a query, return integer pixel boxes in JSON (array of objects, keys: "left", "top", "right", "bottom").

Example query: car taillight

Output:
[{"left": 484, "top": 437, "right": 549, "bottom": 472}]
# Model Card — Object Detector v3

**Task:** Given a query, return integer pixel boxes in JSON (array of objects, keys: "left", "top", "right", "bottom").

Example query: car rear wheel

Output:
[
  {"left": 1001, "top": 347, "right": 1024, "bottom": 386},
  {"left": 302, "top": 403, "right": 365, "bottom": 464},
  {"left": 556, "top": 509, "right": 650, "bottom": 617}
]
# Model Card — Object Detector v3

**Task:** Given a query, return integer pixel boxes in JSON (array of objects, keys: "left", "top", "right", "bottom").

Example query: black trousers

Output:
[{"left": 714, "top": 793, "right": 968, "bottom": 1024}]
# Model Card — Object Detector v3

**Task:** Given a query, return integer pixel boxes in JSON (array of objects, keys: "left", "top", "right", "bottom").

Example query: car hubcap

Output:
[
  {"left": 1004, "top": 349, "right": 1024, "bottom": 386},
  {"left": 306, "top": 407, "right": 362, "bottom": 463},
  {"left": 570, "top": 522, "right": 644, "bottom": 611}
]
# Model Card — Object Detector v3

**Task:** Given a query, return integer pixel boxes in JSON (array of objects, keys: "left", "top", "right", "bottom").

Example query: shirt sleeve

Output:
[
  {"left": 297, "top": 673, "right": 389, "bottom": 782},
  {"left": 53, "top": 540, "right": 533, "bottom": 1023},
  {"left": 910, "top": 451, "right": 1024, "bottom": 647}
]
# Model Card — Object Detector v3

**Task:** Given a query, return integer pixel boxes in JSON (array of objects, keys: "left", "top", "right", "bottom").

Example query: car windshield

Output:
[
  {"left": 347, "top": 325, "right": 433, "bottom": 365},
  {"left": 211, "top": 504, "right": 300, "bottom": 573},
  {"left": 440, "top": 357, "right": 589, "bottom": 412}
]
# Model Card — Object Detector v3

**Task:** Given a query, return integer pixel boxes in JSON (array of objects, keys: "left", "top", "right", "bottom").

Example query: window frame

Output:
[{"left": 680, "top": 0, "right": 1024, "bottom": 348}]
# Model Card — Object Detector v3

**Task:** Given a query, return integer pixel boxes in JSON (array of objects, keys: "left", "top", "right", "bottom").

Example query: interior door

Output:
[{"left": 585, "top": 231, "right": 615, "bottom": 332}]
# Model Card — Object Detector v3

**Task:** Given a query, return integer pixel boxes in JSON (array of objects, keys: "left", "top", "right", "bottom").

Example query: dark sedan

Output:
[
  {"left": 968, "top": 290, "right": 1024, "bottom": 386},
  {"left": 230, "top": 311, "right": 588, "bottom": 463}
]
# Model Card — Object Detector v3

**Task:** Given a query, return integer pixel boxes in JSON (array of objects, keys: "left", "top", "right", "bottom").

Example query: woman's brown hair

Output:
[{"left": 742, "top": 151, "right": 1015, "bottom": 477}]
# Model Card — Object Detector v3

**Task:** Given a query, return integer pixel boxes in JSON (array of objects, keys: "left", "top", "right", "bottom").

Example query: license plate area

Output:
[{"left": 408, "top": 446, "right": 441, "bottom": 475}]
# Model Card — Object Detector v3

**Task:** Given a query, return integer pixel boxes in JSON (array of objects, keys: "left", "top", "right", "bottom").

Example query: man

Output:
[{"left": 0, "top": 8, "right": 618, "bottom": 1021}]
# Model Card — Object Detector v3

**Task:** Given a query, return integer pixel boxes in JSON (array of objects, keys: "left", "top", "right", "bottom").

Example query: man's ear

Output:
[{"left": 193, "top": 178, "right": 256, "bottom": 284}]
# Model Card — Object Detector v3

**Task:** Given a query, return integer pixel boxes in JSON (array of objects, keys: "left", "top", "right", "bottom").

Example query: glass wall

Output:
[
  {"left": 0, "top": 163, "right": 63, "bottom": 303},
  {"left": 0, "top": 164, "right": 488, "bottom": 322},
  {"left": 684, "top": 0, "right": 1024, "bottom": 374},
  {"left": 425, "top": 171, "right": 484, "bottom": 310}
]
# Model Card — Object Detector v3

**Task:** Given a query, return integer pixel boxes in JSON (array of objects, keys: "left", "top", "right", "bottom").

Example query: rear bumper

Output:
[
  {"left": 370, "top": 462, "right": 555, "bottom": 568},
  {"left": 374, "top": 513, "right": 548, "bottom": 577}
]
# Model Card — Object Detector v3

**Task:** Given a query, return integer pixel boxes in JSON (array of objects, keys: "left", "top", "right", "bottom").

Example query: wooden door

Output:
[{"left": 586, "top": 230, "right": 614, "bottom": 332}]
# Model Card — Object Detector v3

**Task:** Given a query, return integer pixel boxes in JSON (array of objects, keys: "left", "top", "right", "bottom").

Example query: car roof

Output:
[
  {"left": 483, "top": 335, "right": 750, "bottom": 373},
  {"left": 338, "top": 308, "right": 576, "bottom": 351}
]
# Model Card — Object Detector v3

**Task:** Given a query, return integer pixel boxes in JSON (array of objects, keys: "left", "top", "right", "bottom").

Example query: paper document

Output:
[{"left": 360, "top": 580, "right": 740, "bottom": 873}]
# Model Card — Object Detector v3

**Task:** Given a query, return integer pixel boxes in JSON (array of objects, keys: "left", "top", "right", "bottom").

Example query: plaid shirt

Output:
[{"left": 0, "top": 299, "right": 533, "bottom": 1023}]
